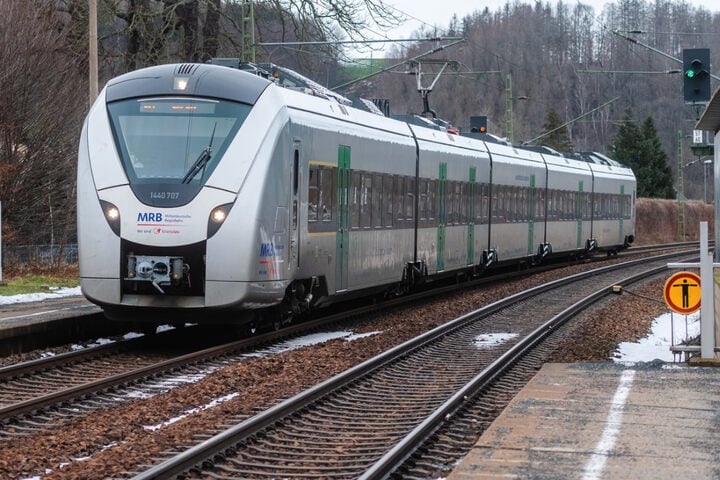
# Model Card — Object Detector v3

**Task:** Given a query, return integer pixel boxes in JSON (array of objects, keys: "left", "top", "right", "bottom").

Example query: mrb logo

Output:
[
  {"left": 137, "top": 212, "right": 163, "bottom": 223},
  {"left": 259, "top": 242, "right": 276, "bottom": 257}
]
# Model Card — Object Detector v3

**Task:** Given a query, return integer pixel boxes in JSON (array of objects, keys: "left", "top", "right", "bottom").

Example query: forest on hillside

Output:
[
  {"left": 363, "top": 0, "right": 718, "bottom": 187},
  {"left": 0, "top": 0, "right": 717, "bottom": 252}
]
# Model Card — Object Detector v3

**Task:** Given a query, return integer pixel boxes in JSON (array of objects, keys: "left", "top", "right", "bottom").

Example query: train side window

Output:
[
  {"left": 454, "top": 182, "right": 461, "bottom": 224},
  {"left": 547, "top": 190, "right": 556, "bottom": 221},
  {"left": 419, "top": 179, "right": 428, "bottom": 223},
  {"left": 493, "top": 186, "right": 504, "bottom": 224},
  {"left": 624, "top": 194, "right": 631, "bottom": 219},
  {"left": 308, "top": 166, "right": 319, "bottom": 223},
  {"left": 360, "top": 173, "right": 372, "bottom": 228},
  {"left": 481, "top": 184, "right": 489, "bottom": 224},
  {"left": 536, "top": 188, "right": 544, "bottom": 220},
  {"left": 405, "top": 177, "right": 415, "bottom": 221},
  {"left": 585, "top": 194, "right": 592, "bottom": 220},
  {"left": 373, "top": 174, "right": 382, "bottom": 228},
  {"left": 320, "top": 167, "right": 334, "bottom": 223},
  {"left": 459, "top": 182, "right": 468, "bottom": 224},
  {"left": 351, "top": 171, "right": 361, "bottom": 229},
  {"left": 428, "top": 180, "right": 436, "bottom": 223},
  {"left": 491, "top": 187, "right": 499, "bottom": 223},
  {"left": 383, "top": 175, "right": 393, "bottom": 227},
  {"left": 565, "top": 190, "right": 571, "bottom": 220},
  {"left": 394, "top": 176, "right": 404, "bottom": 224},
  {"left": 293, "top": 150, "right": 299, "bottom": 195},
  {"left": 614, "top": 194, "right": 620, "bottom": 219},
  {"left": 447, "top": 181, "right": 457, "bottom": 225}
]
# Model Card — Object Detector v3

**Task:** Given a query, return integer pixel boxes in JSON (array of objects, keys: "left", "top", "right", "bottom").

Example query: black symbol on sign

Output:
[{"left": 673, "top": 278, "right": 699, "bottom": 308}]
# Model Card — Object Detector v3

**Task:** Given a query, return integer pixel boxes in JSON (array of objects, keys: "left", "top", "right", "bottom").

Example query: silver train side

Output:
[{"left": 77, "top": 63, "right": 636, "bottom": 324}]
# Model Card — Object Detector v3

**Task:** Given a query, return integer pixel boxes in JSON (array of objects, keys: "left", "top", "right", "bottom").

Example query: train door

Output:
[
  {"left": 336, "top": 145, "right": 350, "bottom": 292},
  {"left": 291, "top": 147, "right": 300, "bottom": 268},
  {"left": 437, "top": 162, "right": 447, "bottom": 272},
  {"left": 467, "top": 167, "right": 476, "bottom": 265}
]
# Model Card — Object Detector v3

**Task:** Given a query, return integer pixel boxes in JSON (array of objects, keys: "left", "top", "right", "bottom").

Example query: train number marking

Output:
[{"left": 150, "top": 191, "right": 180, "bottom": 200}]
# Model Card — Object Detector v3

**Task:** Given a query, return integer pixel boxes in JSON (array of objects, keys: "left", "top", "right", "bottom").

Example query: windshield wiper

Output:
[{"left": 182, "top": 123, "right": 217, "bottom": 184}]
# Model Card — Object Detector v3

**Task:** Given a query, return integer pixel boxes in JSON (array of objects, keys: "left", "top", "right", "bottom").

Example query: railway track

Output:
[
  {"left": 0, "top": 245, "right": 698, "bottom": 478},
  {"left": 0, "top": 243, "right": 690, "bottom": 431},
  {"left": 127, "top": 250, "right": 694, "bottom": 480}
]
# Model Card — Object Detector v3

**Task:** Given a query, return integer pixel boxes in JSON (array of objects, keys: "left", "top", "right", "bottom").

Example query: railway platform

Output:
[
  {"left": 0, "top": 296, "right": 103, "bottom": 354},
  {"left": 448, "top": 362, "right": 720, "bottom": 480}
]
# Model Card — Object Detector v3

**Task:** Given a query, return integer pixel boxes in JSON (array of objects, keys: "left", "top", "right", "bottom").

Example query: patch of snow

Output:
[
  {"left": 143, "top": 392, "right": 240, "bottom": 431},
  {"left": 614, "top": 311, "right": 700, "bottom": 364},
  {"left": 473, "top": 333, "right": 519, "bottom": 349},
  {"left": 0, "top": 286, "right": 82, "bottom": 305}
]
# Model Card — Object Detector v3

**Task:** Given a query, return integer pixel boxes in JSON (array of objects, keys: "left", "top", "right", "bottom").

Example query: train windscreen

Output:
[{"left": 107, "top": 97, "right": 251, "bottom": 185}]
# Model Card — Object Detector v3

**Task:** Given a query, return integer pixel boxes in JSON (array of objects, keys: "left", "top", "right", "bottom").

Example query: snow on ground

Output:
[
  {"left": 0, "top": 287, "right": 703, "bottom": 365},
  {"left": 0, "top": 286, "right": 82, "bottom": 305},
  {"left": 614, "top": 311, "right": 700, "bottom": 363}
]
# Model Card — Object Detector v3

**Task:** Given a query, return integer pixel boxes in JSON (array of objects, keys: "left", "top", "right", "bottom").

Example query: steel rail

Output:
[
  {"left": 130, "top": 250, "right": 690, "bottom": 480},
  {"left": 359, "top": 258, "right": 677, "bottom": 479}
]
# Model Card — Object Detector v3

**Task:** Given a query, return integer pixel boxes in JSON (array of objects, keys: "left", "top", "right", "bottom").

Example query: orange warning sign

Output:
[{"left": 663, "top": 271, "right": 701, "bottom": 314}]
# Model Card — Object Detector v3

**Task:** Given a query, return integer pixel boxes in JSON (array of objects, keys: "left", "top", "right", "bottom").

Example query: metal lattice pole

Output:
[
  {"left": 677, "top": 130, "right": 686, "bottom": 241},
  {"left": 505, "top": 74, "right": 513, "bottom": 144},
  {"left": 241, "top": 0, "right": 255, "bottom": 63}
]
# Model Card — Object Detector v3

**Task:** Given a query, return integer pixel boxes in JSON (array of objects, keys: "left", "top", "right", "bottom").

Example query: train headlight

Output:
[
  {"left": 211, "top": 208, "right": 226, "bottom": 223},
  {"left": 106, "top": 206, "right": 120, "bottom": 220},
  {"left": 100, "top": 200, "right": 121, "bottom": 236},
  {"left": 173, "top": 76, "right": 190, "bottom": 91},
  {"left": 207, "top": 203, "right": 234, "bottom": 238}
]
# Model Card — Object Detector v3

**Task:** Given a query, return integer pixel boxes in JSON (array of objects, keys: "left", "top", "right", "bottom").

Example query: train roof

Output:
[{"left": 104, "top": 62, "right": 271, "bottom": 105}]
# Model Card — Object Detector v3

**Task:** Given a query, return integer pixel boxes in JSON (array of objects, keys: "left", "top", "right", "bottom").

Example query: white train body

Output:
[{"left": 77, "top": 63, "right": 635, "bottom": 322}]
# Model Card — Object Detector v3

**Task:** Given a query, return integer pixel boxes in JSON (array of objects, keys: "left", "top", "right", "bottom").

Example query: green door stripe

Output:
[{"left": 336, "top": 146, "right": 350, "bottom": 291}]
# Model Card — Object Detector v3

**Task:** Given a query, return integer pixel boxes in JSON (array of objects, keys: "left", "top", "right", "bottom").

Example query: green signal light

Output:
[{"left": 686, "top": 69, "right": 696, "bottom": 78}]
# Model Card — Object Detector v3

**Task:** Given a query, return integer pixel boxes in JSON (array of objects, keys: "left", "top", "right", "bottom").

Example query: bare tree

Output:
[{"left": 0, "top": 1, "right": 85, "bottom": 261}]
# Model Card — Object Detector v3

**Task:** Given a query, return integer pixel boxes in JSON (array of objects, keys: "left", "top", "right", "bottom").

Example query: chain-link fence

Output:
[{"left": 1, "top": 244, "right": 78, "bottom": 268}]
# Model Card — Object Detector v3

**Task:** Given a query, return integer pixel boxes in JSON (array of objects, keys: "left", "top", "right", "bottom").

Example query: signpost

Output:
[
  {"left": 667, "top": 222, "right": 717, "bottom": 358},
  {"left": 664, "top": 271, "right": 702, "bottom": 314}
]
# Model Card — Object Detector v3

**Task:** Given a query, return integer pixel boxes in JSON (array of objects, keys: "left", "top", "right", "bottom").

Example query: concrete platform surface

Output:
[{"left": 448, "top": 362, "right": 720, "bottom": 480}]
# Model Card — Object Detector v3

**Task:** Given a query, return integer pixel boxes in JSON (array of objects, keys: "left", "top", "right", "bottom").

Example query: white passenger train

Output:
[{"left": 77, "top": 61, "right": 635, "bottom": 325}]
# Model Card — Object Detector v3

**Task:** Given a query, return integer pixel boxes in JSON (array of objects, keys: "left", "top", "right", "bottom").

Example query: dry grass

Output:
[{"left": 634, "top": 198, "right": 714, "bottom": 245}]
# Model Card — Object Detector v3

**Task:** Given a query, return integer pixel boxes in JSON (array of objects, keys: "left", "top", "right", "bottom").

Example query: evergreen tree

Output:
[
  {"left": 639, "top": 116, "right": 675, "bottom": 199},
  {"left": 540, "top": 109, "right": 574, "bottom": 152},
  {"left": 609, "top": 109, "right": 674, "bottom": 199}
]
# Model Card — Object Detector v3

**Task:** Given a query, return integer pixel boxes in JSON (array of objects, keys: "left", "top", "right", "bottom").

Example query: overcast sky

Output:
[{"left": 365, "top": 0, "right": 720, "bottom": 56}]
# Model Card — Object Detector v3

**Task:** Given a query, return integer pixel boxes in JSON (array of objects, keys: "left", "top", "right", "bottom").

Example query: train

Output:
[{"left": 77, "top": 61, "right": 636, "bottom": 327}]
